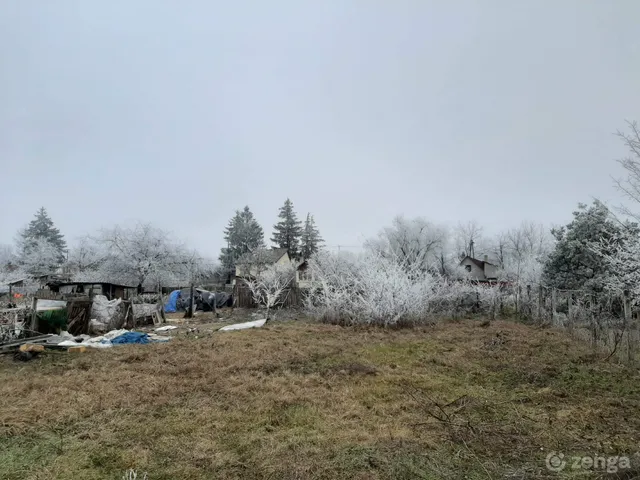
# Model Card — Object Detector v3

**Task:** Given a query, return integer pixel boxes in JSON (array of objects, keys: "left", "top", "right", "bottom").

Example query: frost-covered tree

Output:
[
  {"left": 543, "top": 201, "right": 625, "bottom": 293},
  {"left": 68, "top": 236, "right": 105, "bottom": 274},
  {"left": 219, "top": 206, "right": 265, "bottom": 278},
  {"left": 271, "top": 199, "right": 303, "bottom": 260},
  {"left": 591, "top": 121, "right": 640, "bottom": 297},
  {"left": 365, "top": 215, "right": 449, "bottom": 277},
  {"left": 89, "top": 223, "right": 187, "bottom": 288},
  {"left": 245, "top": 263, "right": 296, "bottom": 319},
  {"left": 306, "top": 250, "right": 486, "bottom": 326},
  {"left": 0, "top": 244, "right": 14, "bottom": 270},
  {"left": 454, "top": 220, "right": 484, "bottom": 259},
  {"left": 19, "top": 238, "right": 61, "bottom": 276},
  {"left": 300, "top": 213, "right": 323, "bottom": 260},
  {"left": 590, "top": 225, "right": 640, "bottom": 297},
  {"left": 18, "top": 207, "right": 67, "bottom": 262},
  {"left": 487, "top": 222, "right": 552, "bottom": 286},
  {"left": 613, "top": 120, "right": 640, "bottom": 221}
]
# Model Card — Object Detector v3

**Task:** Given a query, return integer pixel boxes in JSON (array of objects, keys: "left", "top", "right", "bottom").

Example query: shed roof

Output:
[{"left": 47, "top": 281, "right": 137, "bottom": 289}]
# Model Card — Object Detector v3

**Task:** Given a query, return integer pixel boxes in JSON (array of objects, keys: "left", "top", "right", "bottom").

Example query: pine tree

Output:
[
  {"left": 271, "top": 199, "right": 303, "bottom": 260},
  {"left": 19, "top": 207, "right": 67, "bottom": 263},
  {"left": 219, "top": 206, "right": 265, "bottom": 278},
  {"left": 300, "top": 213, "right": 323, "bottom": 259},
  {"left": 542, "top": 201, "right": 628, "bottom": 293}
]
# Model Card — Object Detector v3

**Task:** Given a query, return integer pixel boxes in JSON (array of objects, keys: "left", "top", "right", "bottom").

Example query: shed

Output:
[{"left": 46, "top": 281, "right": 137, "bottom": 301}]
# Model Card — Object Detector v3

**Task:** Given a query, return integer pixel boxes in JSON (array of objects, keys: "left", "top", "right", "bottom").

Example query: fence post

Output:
[
  {"left": 527, "top": 285, "right": 531, "bottom": 316},
  {"left": 515, "top": 285, "right": 520, "bottom": 316},
  {"left": 623, "top": 290, "right": 634, "bottom": 363},
  {"left": 551, "top": 288, "right": 557, "bottom": 325},
  {"left": 537, "top": 285, "right": 543, "bottom": 322},
  {"left": 567, "top": 293, "right": 574, "bottom": 335},
  {"left": 590, "top": 294, "right": 597, "bottom": 350}
]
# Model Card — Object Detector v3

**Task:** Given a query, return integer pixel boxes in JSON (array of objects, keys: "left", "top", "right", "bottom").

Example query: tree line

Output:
[
  {"left": 2, "top": 121, "right": 639, "bottom": 300},
  {"left": 218, "top": 198, "right": 323, "bottom": 281},
  {"left": 0, "top": 198, "right": 323, "bottom": 290}
]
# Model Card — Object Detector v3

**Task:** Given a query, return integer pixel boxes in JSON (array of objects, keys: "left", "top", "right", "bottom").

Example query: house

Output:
[
  {"left": 45, "top": 281, "right": 138, "bottom": 301},
  {"left": 235, "top": 248, "right": 292, "bottom": 281},
  {"left": 459, "top": 255, "right": 499, "bottom": 282}
]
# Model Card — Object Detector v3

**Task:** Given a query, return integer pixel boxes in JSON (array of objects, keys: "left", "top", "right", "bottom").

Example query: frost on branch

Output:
[
  {"left": 364, "top": 215, "right": 449, "bottom": 276},
  {"left": 305, "top": 250, "right": 496, "bottom": 326},
  {"left": 18, "top": 238, "right": 61, "bottom": 276},
  {"left": 244, "top": 263, "right": 296, "bottom": 319}
]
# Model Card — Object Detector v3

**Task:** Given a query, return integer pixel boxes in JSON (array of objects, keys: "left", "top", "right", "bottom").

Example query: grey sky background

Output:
[{"left": 1, "top": 1, "right": 639, "bottom": 258}]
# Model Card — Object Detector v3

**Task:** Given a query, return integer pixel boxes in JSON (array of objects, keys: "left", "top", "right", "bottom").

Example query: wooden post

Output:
[
  {"left": 30, "top": 296, "right": 38, "bottom": 333},
  {"left": 515, "top": 285, "right": 520, "bottom": 316},
  {"left": 567, "top": 293, "right": 574, "bottom": 334},
  {"left": 623, "top": 291, "right": 634, "bottom": 363},
  {"left": 551, "top": 288, "right": 557, "bottom": 325},
  {"left": 537, "top": 285, "right": 543, "bottom": 322},
  {"left": 590, "top": 294, "right": 597, "bottom": 350},
  {"left": 526, "top": 285, "right": 532, "bottom": 316},
  {"left": 188, "top": 283, "right": 195, "bottom": 319}
]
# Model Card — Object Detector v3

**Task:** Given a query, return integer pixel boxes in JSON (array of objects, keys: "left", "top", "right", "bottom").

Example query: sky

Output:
[{"left": 1, "top": 1, "right": 639, "bottom": 259}]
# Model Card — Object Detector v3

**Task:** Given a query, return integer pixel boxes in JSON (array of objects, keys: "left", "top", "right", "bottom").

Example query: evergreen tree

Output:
[
  {"left": 300, "top": 213, "right": 323, "bottom": 259},
  {"left": 19, "top": 207, "right": 67, "bottom": 263},
  {"left": 542, "top": 201, "right": 631, "bottom": 293},
  {"left": 271, "top": 198, "right": 303, "bottom": 260},
  {"left": 219, "top": 206, "right": 265, "bottom": 278}
]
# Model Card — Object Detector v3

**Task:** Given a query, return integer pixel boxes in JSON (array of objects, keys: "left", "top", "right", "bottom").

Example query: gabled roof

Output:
[
  {"left": 459, "top": 255, "right": 497, "bottom": 269},
  {"left": 237, "top": 248, "right": 288, "bottom": 266}
]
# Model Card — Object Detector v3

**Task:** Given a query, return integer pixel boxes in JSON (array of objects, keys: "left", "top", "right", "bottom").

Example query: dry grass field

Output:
[{"left": 1, "top": 317, "right": 639, "bottom": 479}]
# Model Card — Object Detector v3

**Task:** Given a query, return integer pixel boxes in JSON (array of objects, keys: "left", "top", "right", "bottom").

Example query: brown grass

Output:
[{"left": 1, "top": 317, "right": 639, "bottom": 479}]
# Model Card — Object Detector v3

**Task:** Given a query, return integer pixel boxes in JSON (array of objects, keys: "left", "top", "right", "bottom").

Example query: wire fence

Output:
[{"left": 497, "top": 284, "right": 639, "bottom": 364}]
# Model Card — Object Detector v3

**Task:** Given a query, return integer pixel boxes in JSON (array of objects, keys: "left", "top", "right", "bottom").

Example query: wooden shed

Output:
[{"left": 46, "top": 281, "right": 137, "bottom": 301}]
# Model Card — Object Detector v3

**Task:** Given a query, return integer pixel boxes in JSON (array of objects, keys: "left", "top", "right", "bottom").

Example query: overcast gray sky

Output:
[{"left": 1, "top": 1, "right": 639, "bottom": 257}]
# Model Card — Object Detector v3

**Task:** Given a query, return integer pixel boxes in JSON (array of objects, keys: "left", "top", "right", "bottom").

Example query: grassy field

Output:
[{"left": 1, "top": 317, "right": 639, "bottom": 479}]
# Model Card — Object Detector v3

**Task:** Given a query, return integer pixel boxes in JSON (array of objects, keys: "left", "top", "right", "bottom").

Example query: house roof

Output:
[
  {"left": 459, "top": 256, "right": 497, "bottom": 269},
  {"left": 237, "top": 248, "right": 288, "bottom": 265}
]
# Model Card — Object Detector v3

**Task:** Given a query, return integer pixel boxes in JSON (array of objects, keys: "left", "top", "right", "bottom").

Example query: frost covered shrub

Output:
[{"left": 305, "top": 251, "right": 500, "bottom": 326}]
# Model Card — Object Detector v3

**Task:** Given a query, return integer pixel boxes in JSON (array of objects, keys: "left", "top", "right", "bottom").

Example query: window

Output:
[{"left": 465, "top": 265, "right": 472, "bottom": 272}]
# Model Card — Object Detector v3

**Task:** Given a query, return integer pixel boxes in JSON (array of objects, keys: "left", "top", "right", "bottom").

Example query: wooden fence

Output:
[{"left": 233, "top": 283, "right": 303, "bottom": 309}]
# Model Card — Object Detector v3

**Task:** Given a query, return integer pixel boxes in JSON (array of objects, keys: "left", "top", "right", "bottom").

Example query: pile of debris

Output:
[
  {"left": 1, "top": 326, "right": 176, "bottom": 360},
  {"left": 164, "top": 288, "right": 232, "bottom": 313}
]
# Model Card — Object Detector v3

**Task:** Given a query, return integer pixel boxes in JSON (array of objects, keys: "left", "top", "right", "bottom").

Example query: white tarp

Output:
[
  {"left": 36, "top": 300, "right": 67, "bottom": 311},
  {"left": 91, "top": 295, "right": 125, "bottom": 330},
  {"left": 155, "top": 325, "right": 177, "bottom": 332},
  {"left": 219, "top": 319, "right": 267, "bottom": 332}
]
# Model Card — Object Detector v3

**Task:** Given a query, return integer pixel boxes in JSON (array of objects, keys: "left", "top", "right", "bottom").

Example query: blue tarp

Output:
[
  {"left": 111, "top": 332, "right": 150, "bottom": 345},
  {"left": 164, "top": 290, "right": 181, "bottom": 313}
]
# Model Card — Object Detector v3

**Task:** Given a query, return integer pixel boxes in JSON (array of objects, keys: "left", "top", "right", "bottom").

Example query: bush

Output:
[{"left": 305, "top": 251, "right": 505, "bottom": 326}]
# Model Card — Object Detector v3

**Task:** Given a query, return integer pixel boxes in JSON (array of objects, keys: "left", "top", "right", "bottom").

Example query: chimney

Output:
[{"left": 483, "top": 255, "right": 488, "bottom": 263}]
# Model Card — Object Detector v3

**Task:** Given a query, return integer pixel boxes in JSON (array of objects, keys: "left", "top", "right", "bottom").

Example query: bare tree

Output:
[
  {"left": 87, "top": 223, "right": 188, "bottom": 288},
  {"left": 18, "top": 238, "right": 61, "bottom": 276},
  {"left": 613, "top": 120, "right": 640, "bottom": 221},
  {"left": 505, "top": 221, "right": 551, "bottom": 261},
  {"left": 365, "top": 215, "right": 448, "bottom": 275},
  {"left": 68, "top": 236, "right": 105, "bottom": 274},
  {"left": 245, "top": 263, "right": 296, "bottom": 319},
  {"left": 454, "top": 221, "right": 484, "bottom": 259}
]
